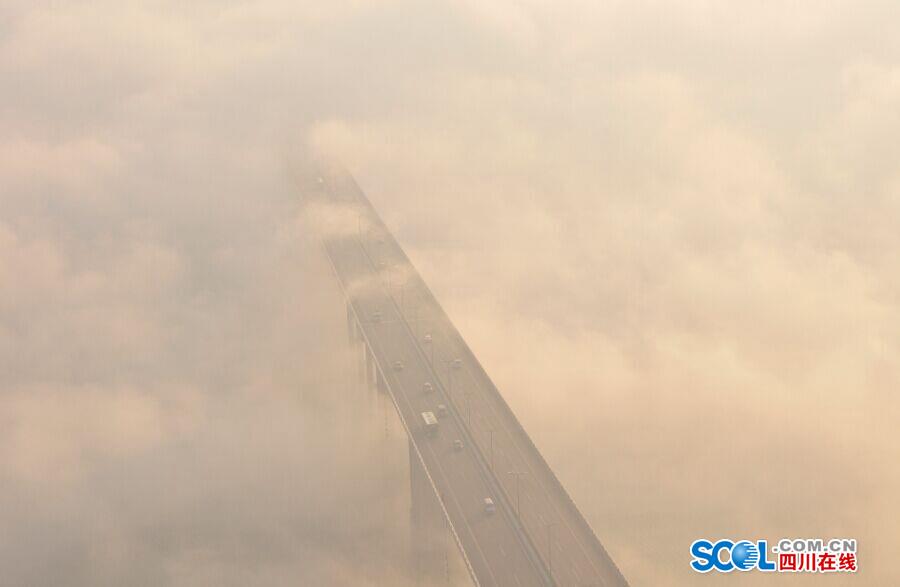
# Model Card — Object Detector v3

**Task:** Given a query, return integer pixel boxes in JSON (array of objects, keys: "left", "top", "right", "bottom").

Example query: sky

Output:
[{"left": 1, "top": 1, "right": 899, "bottom": 585}]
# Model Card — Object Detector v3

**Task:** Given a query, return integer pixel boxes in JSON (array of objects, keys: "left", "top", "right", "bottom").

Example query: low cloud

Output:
[{"left": 2, "top": 1, "right": 898, "bottom": 585}]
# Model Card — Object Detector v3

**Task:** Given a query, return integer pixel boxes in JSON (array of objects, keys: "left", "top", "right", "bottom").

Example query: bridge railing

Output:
[
  {"left": 321, "top": 239, "right": 482, "bottom": 587},
  {"left": 343, "top": 175, "right": 629, "bottom": 586}
]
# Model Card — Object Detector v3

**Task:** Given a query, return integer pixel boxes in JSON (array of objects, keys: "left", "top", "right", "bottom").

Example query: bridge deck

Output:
[{"left": 318, "top": 170, "right": 628, "bottom": 587}]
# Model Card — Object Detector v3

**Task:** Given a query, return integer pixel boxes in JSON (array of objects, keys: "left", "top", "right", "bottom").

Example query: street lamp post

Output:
[
  {"left": 423, "top": 332, "right": 433, "bottom": 365},
  {"left": 545, "top": 522, "right": 558, "bottom": 580},
  {"left": 463, "top": 389, "right": 472, "bottom": 431},
  {"left": 446, "top": 360, "right": 453, "bottom": 394},
  {"left": 488, "top": 428, "right": 494, "bottom": 472},
  {"left": 508, "top": 471, "right": 526, "bottom": 520},
  {"left": 463, "top": 389, "right": 472, "bottom": 427},
  {"left": 399, "top": 278, "right": 412, "bottom": 319}
]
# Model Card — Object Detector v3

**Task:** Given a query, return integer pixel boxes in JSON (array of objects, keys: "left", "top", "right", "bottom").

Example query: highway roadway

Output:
[
  {"left": 318, "top": 169, "right": 628, "bottom": 586},
  {"left": 325, "top": 235, "right": 546, "bottom": 586}
]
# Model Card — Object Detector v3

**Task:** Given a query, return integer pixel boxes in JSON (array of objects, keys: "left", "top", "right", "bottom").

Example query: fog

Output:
[{"left": 2, "top": 1, "right": 898, "bottom": 585}]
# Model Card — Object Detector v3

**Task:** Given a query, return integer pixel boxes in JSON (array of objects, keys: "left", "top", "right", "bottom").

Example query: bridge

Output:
[{"left": 309, "top": 168, "right": 629, "bottom": 586}]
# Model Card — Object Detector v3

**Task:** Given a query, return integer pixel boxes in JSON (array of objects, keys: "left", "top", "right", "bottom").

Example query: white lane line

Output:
[
  {"left": 339, "top": 247, "right": 500, "bottom": 586},
  {"left": 430, "top": 326, "right": 610, "bottom": 584},
  {"left": 348, "top": 241, "right": 551, "bottom": 586},
  {"left": 369, "top": 326, "right": 499, "bottom": 586}
]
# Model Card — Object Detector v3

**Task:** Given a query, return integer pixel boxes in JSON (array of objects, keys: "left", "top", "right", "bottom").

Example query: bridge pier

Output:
[
  {"left": 347, "top": 302, "right": 356, "bottom": 344},
  {"left": 342, "top": 305, "right": 461, "bottom": 583},
  {"left": 358, "top": 337, "right": 367, "bottom": 383},
  {"left": 365, "top": 344, "right": 375, "bottom": 389}
]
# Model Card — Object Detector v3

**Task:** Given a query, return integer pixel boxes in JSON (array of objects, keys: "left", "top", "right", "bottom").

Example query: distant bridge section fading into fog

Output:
[{"left": 311, "top": 168, "right": 629, "bottom": 587}]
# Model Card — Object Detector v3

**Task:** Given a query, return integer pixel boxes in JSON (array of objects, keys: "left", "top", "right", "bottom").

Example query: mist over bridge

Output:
[{"left": 311, "top": 168, "right": 629, "bottom": 587}]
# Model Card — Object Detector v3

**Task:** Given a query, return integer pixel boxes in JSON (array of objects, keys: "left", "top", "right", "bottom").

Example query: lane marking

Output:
[
  {"left": 426, "top": 320, "right": 611, "bottom": 584},
  {"left": 332, "top": 240, "right": 527, "bottom": 586}
]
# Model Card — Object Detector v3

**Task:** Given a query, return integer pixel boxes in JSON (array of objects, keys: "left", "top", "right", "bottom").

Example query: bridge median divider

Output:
[
  {"left": 321, "top": 239, "right": 482, "bottom": 587},
  {"left": 350, "top": 229, "right": 556, "bottom": 587}
]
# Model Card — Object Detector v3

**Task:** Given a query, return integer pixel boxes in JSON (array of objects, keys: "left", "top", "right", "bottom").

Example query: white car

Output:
[
  {"left": 423, "top": 333, "right": 432, "bottom": 343},
  {"left": 483, "top": 497, "right": 496, "bottom": 515},
  {"left": 372, "top": 310, "right": 382, "bottom": 322},
  {"left": 393, "top": 360, "right": 403, "bottom": 371},
  {"left": 436, "top": 404, "right": 449, "bottom": 418},
  {"left": 422, "top": 381, "right": 433, "bottom": 394},
  {"left": 452, "top": 358, "right": 462, "bottom": 370},
  {"left": 453, "top": 439, "right": 464, "bottom": 451}
]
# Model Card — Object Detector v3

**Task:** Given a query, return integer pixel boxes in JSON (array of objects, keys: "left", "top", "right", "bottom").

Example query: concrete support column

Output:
[
  {"left": 365, "top": 344, "right": 375, "bottom": 389},
  {"left": 376, "top": 367, "right": 387, "bottom": 394},
  {"left": 358, "top": 338, "right": 367, "bottom": 383},
  {"left": 347, "top": 303, "right": 356, "bottom": 345}
]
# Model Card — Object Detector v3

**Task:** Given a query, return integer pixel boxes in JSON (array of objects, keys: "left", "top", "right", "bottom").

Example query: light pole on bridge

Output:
[
  {"left": 488, "top": 428, "right": 494, "bottom": 472},
  {"left": 462, "top": 389, "right": 472, "bottom": 428},
  {"left": 507, "top": 470, "right": 527, "bottom": 520},
  {"left": 545, "top": 521, "right": 559, "bottom": 581},
  {"left": 422, "top": 332, "right": 434, "bottom": 365},
  {"left": 444, "top": 358, "right": 454, "bottom": 395}
]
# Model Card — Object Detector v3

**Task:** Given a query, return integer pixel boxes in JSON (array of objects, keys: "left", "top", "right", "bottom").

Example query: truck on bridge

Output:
[{"left": 421, "top": 411, "right": 438, "bottom": 436}]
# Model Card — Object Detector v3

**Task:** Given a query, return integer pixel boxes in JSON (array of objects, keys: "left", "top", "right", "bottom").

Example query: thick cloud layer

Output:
[
  {"left": 2, "top": 1, "right": 898, "bottom": 585},
  {"left": 0, "top": 147, "right": 421, "bottom": 585}
]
